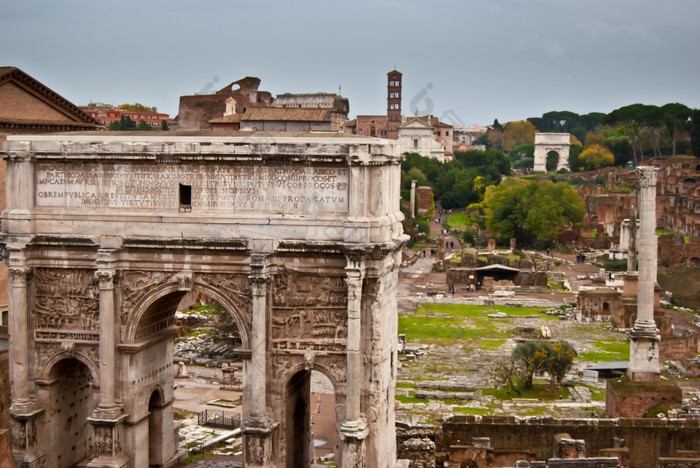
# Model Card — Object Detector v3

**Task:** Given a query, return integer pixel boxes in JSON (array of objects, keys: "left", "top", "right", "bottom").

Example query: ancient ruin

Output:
[
  {"left": 533, "top": 133, "right": 570, "bottom": 173},
  {"left": 2, "top": 133, "right": 408, "bottom": 467}
]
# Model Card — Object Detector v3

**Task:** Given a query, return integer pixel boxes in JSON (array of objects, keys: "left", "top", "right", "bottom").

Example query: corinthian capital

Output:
[
  {"left": 95, "top": 270, "right": 115, "bottom": 290},
  {"left": 8, "top": 267, "right": 31, "bottom": 287},
  {"left": 249, "top": 275, "right": 269, "bottom": 296},
  {"left": 636, "top": 166, "right": 659, "bottom": 188}
]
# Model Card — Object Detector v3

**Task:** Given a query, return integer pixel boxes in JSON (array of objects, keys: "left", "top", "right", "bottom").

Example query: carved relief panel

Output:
[
  {"left": 271, "top": 270, "right": 347, "bottom": 352},
  {"left": 32, "top": 268, "right": 99, "bottom": 332}
]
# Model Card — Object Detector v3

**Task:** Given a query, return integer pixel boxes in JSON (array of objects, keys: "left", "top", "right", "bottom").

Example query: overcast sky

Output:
[{"left": 2, "top": 0, "right": 699, "bottom": 127}]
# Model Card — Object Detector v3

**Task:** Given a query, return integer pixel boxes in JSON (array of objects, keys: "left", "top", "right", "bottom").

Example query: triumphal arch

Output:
[
  {"left": 2, "top": 133, "right": 407, "bottom": 468},
  {"left": 533, "top": 132, "right": 571, "bottom": 173}
]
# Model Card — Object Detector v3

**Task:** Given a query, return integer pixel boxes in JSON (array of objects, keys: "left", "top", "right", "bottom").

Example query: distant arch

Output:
[{"left": 534, "top": 133, "right": 571, "bottom": 172}]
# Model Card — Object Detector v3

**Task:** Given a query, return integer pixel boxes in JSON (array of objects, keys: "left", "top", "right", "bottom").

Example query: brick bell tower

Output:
[{"left": 386, "top": 69, "right": 402, "bottom": 139}]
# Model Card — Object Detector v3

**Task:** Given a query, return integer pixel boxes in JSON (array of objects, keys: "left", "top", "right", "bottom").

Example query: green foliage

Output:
[
  {"left": 161, "top": 120, "right": 169, "bottom": 131},
  {"left": 416, "top": 218, "right": 431, "bottom": 234},
  {"left": 568, "top": 145, "right": 583, "bottom": 172},
  {"left": 400, "top": 149, "right": 511, "bottom": 210},
  {"left": 692, "top": 109, "right": 700, "bottom": 157},
  {"left": 117, "top": 102, "right": 157, "bottom": 112},
  {"left": 502, "top": 120, "right": 537, "bottom": 151},
  {"left": 483, "top": 178, "right": 585, "bottom": 246},
  {"left": 578, "top": 144, "right": 614, "bottom": 170},
  {"left": 512, "top": 341, "right": 576, "bottom": 389}
]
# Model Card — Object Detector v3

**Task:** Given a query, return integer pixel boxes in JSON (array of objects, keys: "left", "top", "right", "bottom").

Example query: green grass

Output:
[
  {"left": 399, "top": 303, "right": 553, "bottom": 345},
  {"left": 395, "top": 393, "right": 429, "bottom": 404},
  {"left": 396, "top": 382, "right": 417, "bottom": 389},
  {"left": 578, "top": 338, "right": 629, "bottom": 362},
  {"left": 483, "top": 382, "right": 570, "bottom": 400},
  {"left": 452, "top": 406, "right": 492, "bottom": 416},
  {"left": 446, "top": 213, "right": 472, "bottom": 230}
]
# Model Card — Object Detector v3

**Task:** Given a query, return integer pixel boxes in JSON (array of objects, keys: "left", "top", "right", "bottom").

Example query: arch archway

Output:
[
  {"left": 534, "top": 133, "right": 571, "bottom": 172},
  {"left": 44, "top": 358, "right": 96, "bottom": 468}
]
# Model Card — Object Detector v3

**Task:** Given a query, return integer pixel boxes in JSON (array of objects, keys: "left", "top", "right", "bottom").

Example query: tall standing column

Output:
[
  {"left": 341, "top": 255, "right": 368, "bottom": 467},
  {"left": 8, "top": 264, "right": 31, "bottom": 409},
  {"left": 88, "top": 246, "right": 129, "bottom": 468},
  {"left": 410, "top": 180, "right": 417, "bottom": 219},
  {"left": 627, "top": 166, "right": 661, "bottom": 382},
  {"left": 627, "top": 205, "right": 637, "bottom": 273},
  {"left": 243, "top": 256, "right": 275, "bottom": 468},
  {"left": 248, "top": 273, "right": 270, "bottom": 424}
]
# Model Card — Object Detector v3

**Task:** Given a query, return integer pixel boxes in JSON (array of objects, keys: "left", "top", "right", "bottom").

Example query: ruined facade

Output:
[{"left": 2, "top": 133, "right": 407, "bottom": 467}]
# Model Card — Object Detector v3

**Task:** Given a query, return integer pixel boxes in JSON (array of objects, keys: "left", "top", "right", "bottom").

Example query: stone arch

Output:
[
  {"left": 125, "top": 277, "right": 251, "bottom": 349},
  {"left": 39, "top": 350, "right": 99, "bottom": 384},
  {"left": 147, "top": 386, "right": 167, "bottom": 466},
  {"left": 44, "top": 358, "right": 97, "bottom": 468},
  {"left": 533, "top": 133, "right": 571, "bottom": 173}
]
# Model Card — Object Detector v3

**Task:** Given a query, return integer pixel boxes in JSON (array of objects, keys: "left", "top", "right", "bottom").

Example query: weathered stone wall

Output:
[
  {"left": 0, "top": 350, "right": 9, "bottom": 430},
  {"left": 416, "top": 186, "right": 433, "bottom": 216},
  {"left": 0, "top": 429, "right": 15, "bottom": 468},
  {"left": 440, "top": 416, "right": 700, "bottom": 468}
]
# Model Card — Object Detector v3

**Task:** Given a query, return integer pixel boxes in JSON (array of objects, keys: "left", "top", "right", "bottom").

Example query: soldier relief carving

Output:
[
  {"left": 33, "top": 268, "right": 99, "bottom": 330},
  {"left": 271, "top": 271, "right": 347, "bottom": 351}
]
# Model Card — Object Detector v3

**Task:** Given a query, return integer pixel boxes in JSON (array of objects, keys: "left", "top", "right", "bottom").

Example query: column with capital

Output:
[
  {"left": 8, "top": 260, "right": 45, "bottom": 467},
  {"left": 340, "top": 255, "right": 368, "bottom": 467},
  {"left": 242, "top": 258, "right": 275, "bottom": 468},
  {"left": 627, "top": 166, "right": 661, "bottom": 382},
  {"left": 88, "top": 247, "right": 129, "bottom": 468}
]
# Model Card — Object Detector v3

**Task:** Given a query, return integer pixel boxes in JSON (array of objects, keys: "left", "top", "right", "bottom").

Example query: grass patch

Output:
[
  {"left": 396, "top": 382, "right": 417, "bottom": 389},
  {"left": 579, "top": 338, "right": 629, "bottom": 362},
  {"left": 483, "top": 382, "right": 570, "bottom": 400},
  {"left": 399, "top": 303, "right": 554, "bottom": 345},
  {"left": 446, "top": 213, "right": 472, "bottom": 230},
  {"left": 477, "top": 339, "right": 507, "bottom": 351},
  {"left": 395, "top": 393, "right": 429, "bottom": 404},
  {"left": 453, "top": 406, "right": 492, "bottom": 416}
]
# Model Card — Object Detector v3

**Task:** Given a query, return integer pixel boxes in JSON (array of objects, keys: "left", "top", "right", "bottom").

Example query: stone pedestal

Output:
[
  {"left": 10, "top": 404, "right": 44, "bottom": 468},
  {"left": 87, "top": 411, "right": 129, "bottom": 468},
  {"left": 340, "top": 421, "right": 369, "bottom": 468},
  {"left": 243, "top": 424, "right": 278, "bottom": 468}
]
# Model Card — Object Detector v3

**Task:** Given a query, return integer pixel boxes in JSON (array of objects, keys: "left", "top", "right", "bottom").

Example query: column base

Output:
[
  {"left": 340, "top": 420, "right": 369, "bottom": 468},
  {"left": 86, "top": 454, "right": 130, "bottom": 468},
  {"left": 242, "top": 422, "right": 278, "bottom": 468},
  {"left": 626, "top": 369, "right": 660, "bottom": 383},
  {"left": 13, "top": 450, "right": 45, "bottom": 468}
]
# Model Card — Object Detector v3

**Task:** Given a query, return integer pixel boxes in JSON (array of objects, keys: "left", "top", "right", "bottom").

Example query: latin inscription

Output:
[{"left": 35, "top": 163, "right": 349, "bottom": 213}]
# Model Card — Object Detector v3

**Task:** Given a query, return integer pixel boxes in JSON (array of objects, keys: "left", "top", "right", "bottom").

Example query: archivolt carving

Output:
[
  {"left": 199, "top": 273, "right": 253, "bottom": 320},
  {"left": 272, "top": 272, "right": 347, "bottom": 308},
  {"left": 35, "top": 342, "right": 99, "bottom": 383},
  {"left": 33, "top": 268, "right": 99, "bottom": 330},
  {"left": 120, "top": 271, "right": 170, "bottom": 327}
]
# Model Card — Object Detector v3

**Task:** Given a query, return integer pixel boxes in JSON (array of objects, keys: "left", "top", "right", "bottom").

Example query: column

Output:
[
  {"left": 627, "top": 166, "right": 661, "bottom": 382},
  {"left": 8, "top": 265, "right": 31, "bottom": 409},
  {"left": 627, "top": 205, "right": 637, "bottom": 273},
  {"left": 88, "top": 247, "right": 128, "bottom": 468},
  {"left": 95, "top": 269, "right": 118, "bottom": 412},
  {"left": 410, "top": 179, "right": 417, "bottom": 219},
  {"left": 6, "top": 248, "right": 44, "bottom": 467},
  {"left": 243, "top": 257, "right": 275, "bottom": 468},
  {"left": 248, "top": 273, "right": 270, "bottom": 425},
  {"left": 341, "top": 255, "right": 368, "bottom": 467}
]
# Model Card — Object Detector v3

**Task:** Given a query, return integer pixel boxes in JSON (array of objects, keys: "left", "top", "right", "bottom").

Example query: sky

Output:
[{"left": 2, "top": 0, "right": 699, "bottom": 127}]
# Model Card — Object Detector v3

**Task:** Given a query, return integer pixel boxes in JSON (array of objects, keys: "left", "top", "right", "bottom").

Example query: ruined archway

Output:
[
  {"left": 534, "top": 133, "right": 571, "bottom": 172},
  {"left": 3, "top": 133, "right": 405, "bottom": 468}
]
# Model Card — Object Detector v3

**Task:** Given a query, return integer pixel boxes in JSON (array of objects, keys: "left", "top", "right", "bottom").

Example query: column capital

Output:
[
  {"left": 636, "top": 166, "right": 659, "bottom": 187},
  {"left": 95, "top": 270, "right": 115, "bottom": 290},
  {"left": 8, "top": 266, "right": 31, "bottom": 286},
  {"left": 249, "top": 275, "right": 270, "bottom": 296}
]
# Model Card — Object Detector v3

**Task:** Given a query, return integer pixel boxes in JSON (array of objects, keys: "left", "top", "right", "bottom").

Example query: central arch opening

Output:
[
  {"left": 287, "top": 370, "right": 311, "bottom": 468},
  {"left": 47, "top": 358, "right": 96, "bottom": 468}
]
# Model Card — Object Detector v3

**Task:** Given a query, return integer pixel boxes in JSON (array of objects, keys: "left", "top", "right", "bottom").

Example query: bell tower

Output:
[{"left": 386, "top": 69, "right": 402, "bottom": 139}]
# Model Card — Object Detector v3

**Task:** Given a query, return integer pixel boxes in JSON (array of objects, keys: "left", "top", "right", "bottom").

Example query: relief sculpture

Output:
[
  {"left": 200, "top": 273, "right": 253, "bottom": 323},
  {"left": 271, "top": 271, "right": 348, "bottom": 351},
  {"left": 120, "top": 271, "right": 169, "bottom": 327},
  {"left": 33, "top": 269, "right": 99, "bottom": 330}
]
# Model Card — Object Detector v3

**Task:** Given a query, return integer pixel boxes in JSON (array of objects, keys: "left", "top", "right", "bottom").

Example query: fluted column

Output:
[
  {"left": 95, "top": 268, "right": 117, "bottom": 411},
  {"left": 8, "top": 265, "right": 31, "bottom": 408},
  {"left": 341, "top": 255, "right": 368, "bottom": 467},
  {"left": 627, "top": 166, "right": 661, "bottom": 382},
  {"left": 248, "top": 273, "right": 270, "bottom": 424}
]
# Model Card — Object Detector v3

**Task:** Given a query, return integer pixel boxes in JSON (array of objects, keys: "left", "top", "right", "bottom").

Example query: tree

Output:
[
  {"left": 161, "top": 120, "right": 169, "bottom": 131},
  {"left": 502, "top": 120, "right": 537, "bottom": 152},
  {"left": 136, "top": 120, "right": 150, "bottom": 131},
  {"left": 691, "top": 109, "right": 700, "bottom": 157},
  {"left": 662, "top": 103, "right": 692, "bottom": 155},
  {"left": 512, "top": 341, "right": 576, "bottom": 389},
  {"left": 117, "top": 102, "right": 157, "bottom": 112},
  {"left": 483, "top": 178, "right": 585, "bottom": 246},
  {"left": 578, "top": 144, "right": 614, "bottom": 170}
]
